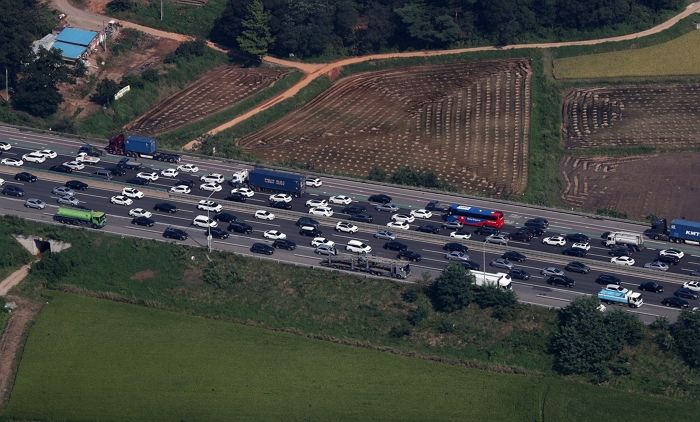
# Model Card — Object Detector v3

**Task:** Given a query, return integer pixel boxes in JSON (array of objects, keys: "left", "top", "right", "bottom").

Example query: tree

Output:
[
  {"left": 91, "top": 78, "right": 120, "bottom": 106},
  {"left": 670, "top": 311, "right": 700, "bottom": 368},
  {"left": 604, "top": 309, "right": 644, "bottom": 346},
  {"left": 474, "top": 285, "right": 518, "bottom": 309},
  {"left": 427, "top": 263, "right": 474, "bottom": 312},
  {"left": 11, "top": 48, "right": 71, "bottom": 117},
  {"left": 237, "top": 0, "right": 274, "bottom": 60}
]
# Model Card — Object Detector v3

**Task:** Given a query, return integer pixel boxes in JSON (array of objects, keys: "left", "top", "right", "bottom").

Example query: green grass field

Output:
[
  {"left": 4, "top": 292, "right": 697, "bottom": 422},
  {"left": 554, "top": 29, "right": 700, "bottom": 79}
]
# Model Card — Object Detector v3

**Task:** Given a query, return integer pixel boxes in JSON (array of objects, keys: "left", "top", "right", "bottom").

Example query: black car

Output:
[
  {"left": 661, "top": 296, "right": 690, "bottom": 309},
  {"left": 520, "top": 226, "right": 545, "bottom": 237},
  {"left": 462, "top": 260, "right": 481, "bottom": 271},
  {"left": 209, "top": 227, "right": 230, "bottom": 239},
  {"left": 656, "top": 254, "right": 680, "bottom": 265},
  {"left": 296, "top": 217, "right": 320, "bottom": 228},
  {"left": 228, "top": 222, "right": 253, "bottom": 234},
  {"left": 269, "top": 201, "right": 292, "bottom": 210},
  {"left": 475, "top": 226, "right": 499, "bottom": 236},
  {"left": 443, "top": 242, "right": 468, "bottom": 253},
  {"left": 596, "top": 273, "right": 621, "bottom": 285},
  {"left": 384, "top": 241, "right": 408, "bottom": 251},
  {"left": 154, "top": 202, "right": 178, "bottom": 213},
  {"left": 65, "top": 180, "right": 88, "bottom": 191},
  {"left": 562, "top": 247, "right": 587, "bottom": 257},
  {"left": 349, "top": 213, "right": 374, "bottom": 223},
  {"left": 49, "top": 164, "right": 73, "bottom": 174},
  {"left": 397, "top": 250, "right": 422, "bottom": 261},
  {"left": 674, "top": 288, "right": 699, "bottom": 300},
  {"left": 226, "top": 192, "right": 247, "bottom": 203},
  {"left": 107, "top": 166, "right": 127, "bottom": 176},
  {"left": 639, "top": 281, "right": 664, "bottom": 293},
  {"left": 368, "top": 193, "right": 392, "bottom": 204},
  {"left": 174, "top": 179, "right": 195, "bottom": 189},
  {"left": 509, "top": 268, "right": 530, "bottom": 280},
  {"left": 126, "top": 177, "right": 149, "bottom": 186},
  {"left": 416, "top": 224, "right": 440, "bottom": 234},
  {"left": 163, "top": 227, "right": 188, "bottom": 240},
  {"left": 342, "top": 204, "right": 367, "bottom": 215},
  {"left": 565, "top": 261, "right": 590, "bottom": 274},
  {"left": 131, "top": 216, "right": 155, "bottom": 227},
  {"left": 251, "top": 242, "right": 274, "bottom": 255},
  {"left": 299, "top": 226, "right": 323, "bottom": 237},
  {"left": 608, "top": 246, "right": 631, "bottom": 257},
  {"left": 509, "top": 231, "right": 533, "bottom": 242},
  {"left": 425, "top": 200, "right": 448, "bottom": 212},
  {"left": 525, "top": 218, "right": 549, "bottom": 229},
  {"left": 548, "top": 275, "right": 575, "bottom": 288},
  {"left": 79, "top": 144, "right": 103, "bottom": 156},
  {"left": 14, "top": 172, "right": 37, "bottom": 183},
  {"left": 502, "top": 251, "right": 527, "bottom": 262},
  {"left": 1, "top": 185, "right": 24, "bottom": 197},
  {"left": 214, "top": 212, "right": 238, "bottom": 223},
  {"left": 565, "top": 233, "right": 590, "bottom": 243},
  {"left": 272, "top": 239, "right": 296, "bottom": 250}
]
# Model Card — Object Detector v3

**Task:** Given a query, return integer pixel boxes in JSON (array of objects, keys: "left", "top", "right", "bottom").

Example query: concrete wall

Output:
[{"left": 12, "top": 235, "right": 71, "bottom": 255}]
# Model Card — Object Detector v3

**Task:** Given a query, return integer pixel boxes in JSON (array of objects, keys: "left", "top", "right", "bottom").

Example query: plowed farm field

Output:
[
  {"left": 127, "top": 65, "right": 289, "bottom": 135},
  {"left": 562, "top": 83, "right": 700, "bottom": 150},
  {"left": 239, "top": 59, "right": 533, "bottom": 195},
  {"left": 560, "top": 152, "right": 700, "bottom": 221}
]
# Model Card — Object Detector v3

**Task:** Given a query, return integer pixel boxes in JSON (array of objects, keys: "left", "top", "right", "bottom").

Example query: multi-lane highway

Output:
[{"left": 1, "top": 124, "right": 698, "bottom": 322}]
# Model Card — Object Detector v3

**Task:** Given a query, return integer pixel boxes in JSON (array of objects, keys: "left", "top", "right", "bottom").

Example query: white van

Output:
[{"left": 346, "top": 239, "right": 372, "bottom": 254}]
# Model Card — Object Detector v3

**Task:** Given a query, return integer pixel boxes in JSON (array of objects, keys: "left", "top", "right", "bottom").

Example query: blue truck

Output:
[
  {"left": 246, "top": 168, "right": 305, "bottom": 197},
  {"left": 106, "top": 134, "right": 180, "bottom": 163},
  {"left": 646, "top": 218, "right": 700, "bottom": 244},
  {"left": 598, "top": 287, "right": 643, "bottom": 308}
]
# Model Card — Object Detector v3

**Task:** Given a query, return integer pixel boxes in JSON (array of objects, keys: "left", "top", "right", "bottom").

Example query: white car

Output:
[
  {"left": 391, "top": 213, "right": 415, "bottom": 224},
  {"left": 0, "top": 141, "right": 11, "bottom": 151},
  {"left": 387, "top": 221, "right": 410, "bottom": 230},
  {"left": 335, "top": 221, "right": 359, "bottom": 233},
  {"left": 137, "top": 171, "right": 159, "bottom": 182},
  {"left": 129, "top": 208, "right": 153, "bottom": 218},
  {"left": 122, "top": 187, "right": 144, "bottom": 199},
  {"left": 62, "top": 161, "right": 85, "bottom": 171},
  {"left": 542, "top": 236, "right": 566, "bottom": 246},
  {"left": 263, "top": 230, "right": 286, "bottom": 240},
  {"left": 305, "top": 177, "right": 322, "bottom": 187},
  {"left": 231, "top": 170, "right": 248, "bottom": 184},
  {"left": 682, "top": 281, "right": 700, "bottom": 292},
  {"left": 192, "top": 215, "right": 218, "bottom": 228},
  {"left": 199, "top": 182, "right": 222, "bottom": 192},
  {"left": 1, "top": 157, "right": 23, "bottom": 167},
  {"left": 177, "top": 163, "right": 199, "bottom": 173},
  {"left": 197, "top": 200, "right": 223, "bottom": 213},
  {"left": 572, "top": 242, "right": 590, "bottom": 251},
  {"left": 306, "top": 198, "right": 328, "bottom": 208},
  {"left": 254, "top": 210, "right": 275, "bottom": 221},
  {"left": 160, "top": 168, "right": 179, "bottom": 178},
  {"left": 308, "top": 206, "right": 333, "bottom": 217},
  {"left": 0, "top": 178, "right": 4, "bottom": 186},
  {"left": 110, "top": 195, "right": 133, "bottom": 206},
  {"left": 659, "top": 248, "right": 684, "bottom": 260},
  {"left": 170, "top": 185, "right": 191, "bottom": 194},
  {"left": 21, "top": 152, "right": 46, "bottom": 163},
  {"left": 485, "top": 234, "right": 508, "bottom": 245},
  {"left": 75, "top": 152, "right": 100, "bottom": 164},
  {"left": 311, "top": 237, "right": 335, "bottom": 248},
  {"left": 200, "top": 173, "right": 225, "bottom": 184},
  {"left": 450, "top": 231, "right": 472, "bottom": 240},
  {"left": 329, "top": 195, "right": 352, "bottom": 205},
  {"left": 36, "top": 149, "right": 58, "bottom": 159},
  {"left": 410, "top": 209, "right": 433, "bottom": 219},
  {"left": 269, "top": 193, "right": 293, "bottom": 203},
  {"left": 611, "top": 256, "right": 635, "bottom": 266},
  {"left": 232, "top": 187, "right": 255, "bottom": 197}
]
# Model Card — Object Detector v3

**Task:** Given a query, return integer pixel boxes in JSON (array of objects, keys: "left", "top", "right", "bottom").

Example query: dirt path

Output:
[{"left": 0, "top": 264, "right": 32, "bottom": 297}]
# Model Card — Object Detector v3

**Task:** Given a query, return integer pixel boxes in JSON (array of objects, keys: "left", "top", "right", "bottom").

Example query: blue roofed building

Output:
[
  {"left": 51, "top": 41, "right": 88, "bottom": 61},
  {"left": 56, "top": 27, "right": 99, "bottom": 48}
]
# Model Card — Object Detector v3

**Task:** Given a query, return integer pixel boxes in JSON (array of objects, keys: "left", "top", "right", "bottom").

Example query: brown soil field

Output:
[
  {"left": 239, "top": 58, "right": 532, "bottom": 195},
  {"left": 126, "top": 66, "right": 288, "bottom": 135},
  {"left": 560, "top": 152, "right": 700, "bottom": 221},
  {"left": 562, "top": 83, "right": 700, "bottom": 150}
]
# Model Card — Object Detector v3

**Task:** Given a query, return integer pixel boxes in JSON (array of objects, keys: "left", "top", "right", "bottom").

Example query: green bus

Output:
[{"left": 53, "top": 207, "right": 107, "bottom": 229}]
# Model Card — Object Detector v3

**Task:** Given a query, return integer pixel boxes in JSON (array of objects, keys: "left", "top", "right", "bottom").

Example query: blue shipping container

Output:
[
  {"left": 670, "top": 219, "right": 700, "bottom": 242},
  {"left": 125, "top": 135, "right": 157, "bottom": 155},
  {"left": 248, "top": 168, "right": 304, "bottom": 196}
]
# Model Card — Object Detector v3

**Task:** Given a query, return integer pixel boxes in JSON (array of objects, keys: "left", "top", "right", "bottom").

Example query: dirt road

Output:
[{"left": 0, "top": 264, "right": 32, "bottom": 297}]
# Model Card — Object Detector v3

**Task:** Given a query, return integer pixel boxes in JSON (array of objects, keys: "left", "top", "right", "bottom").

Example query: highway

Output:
[{"left": 1, "top": 124, "right": 699, "bottom": 322}]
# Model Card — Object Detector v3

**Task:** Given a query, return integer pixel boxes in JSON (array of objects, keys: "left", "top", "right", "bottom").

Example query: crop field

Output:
[
  {"left": 562, "top": 84, "right": 700, "bottom": 150},
  {"left": 239, "top": 58, "right": 532, "bottom": 195},
  {"left": 560, "top": 152, "right": 700, "bottom": 220},
  {"left": 554, "top": 29, "right": 700, "bottom": 79},
  {"left": 127, "top": 65, "right": 289, "bottom": 135},
  {"left": 5, "top": 292, "right": 696, "bottom": 422}
]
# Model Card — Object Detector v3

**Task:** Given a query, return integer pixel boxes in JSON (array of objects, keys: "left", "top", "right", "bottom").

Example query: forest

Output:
[{"left": 210, "top": 0, "right": 685, "bottom": 58}]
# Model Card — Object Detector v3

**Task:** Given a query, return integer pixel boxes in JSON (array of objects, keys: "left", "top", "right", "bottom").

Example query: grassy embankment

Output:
[{"left": 4, "top": 291, "right": 699, "bottom": 422}]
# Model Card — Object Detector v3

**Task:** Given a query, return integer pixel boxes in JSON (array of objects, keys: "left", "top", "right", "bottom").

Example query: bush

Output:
[
  {"left": 401, "top": 287, "right": 419, "bottom": 303},
  {"left": 106, "top": 0, "right": 133, "bottom": 13},
  {"left": 474, "top": 286, "right": 518, "bottom": 309},
  {"left": 427, "top": 264, "right": 474, "bottom": 313},
  {"left": 165, "top": 39, "right": 207, "bottom": 63},
  {"left": 389, "top": 167, "right": 451, "bottom": 190},
  {"left": 389, "top": 323, "right": 412, "bottom": 338},
  {"left": 91, "top": 78, "right": 120, "bottom": 106},
  {"left": 367, "top": 166, "right": 387, "bottom": 181},
  {"left": 121, "top": 75, "right": 144, "bottom": 90},
  {"left": 31, "top": 252, "right": 75, "bottom": 285},
  {"left": 141, "top": 69, "right": 159, "bottom": 83},
  {"left": 670, "top": 311, "right": 700, "bottom": 368},
  {"left": 407, "top": 305, "right": 428, "bottom": 326}
]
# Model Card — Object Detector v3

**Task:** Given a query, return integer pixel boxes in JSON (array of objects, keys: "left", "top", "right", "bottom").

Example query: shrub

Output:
[
  {"left": 407, "top": 305, "right": 429, "bottom": 326},
  {"left": 427, "top": 264, "right": 474, "bottom": 313},
  {"left": 670, "top": 311, "right": 700, "bottom": 368},
  {"left": 165, "top": 39, "right": 207, "bottom": 63},
  {"left": 474, "top": 286, "right": 518, "bottom": 309}
]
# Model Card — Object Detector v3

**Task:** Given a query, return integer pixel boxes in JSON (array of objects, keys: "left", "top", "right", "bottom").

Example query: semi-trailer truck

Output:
[
  {"left": 471, "top": 271, "right": 513, "bottom": 290},
  {"left": 106, "top": 134, "right": 181, "bottom": 163},
  {"left": 247, "top": 168, "right": 305, "bottom": 197},
  {"left": 53, "top": 207, "right": 106, "bottom": 229},
  {"left": 598, "top": 288, "right": 643, "bottom": 308},
  {"left": 603, "top": 231, "right": 644, "bottom": 249},
  {"left": 321, "top": 255, "right": 411, "bottom": 279},
  {"left": 646, "top": 218, "right": 700, "bottom": 245}
]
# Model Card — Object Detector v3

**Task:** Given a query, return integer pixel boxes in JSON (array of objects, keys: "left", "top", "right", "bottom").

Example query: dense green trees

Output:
[
  {"left": 211, "top": 0, "right": 684, "bottom": 58},
  {"left": 670, "top": 311, "right": 700, "bottom": 368},
  {"left": 12, "top": 48, "right": 72, "bottom": 117},
  {"left": 428, "top": 264, "right": 474, "bottom": 312},
  {"left": 237, "top": 0, "right": 274, "bottom": 60}
]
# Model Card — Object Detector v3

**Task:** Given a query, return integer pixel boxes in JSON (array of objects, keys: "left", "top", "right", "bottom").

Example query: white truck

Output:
[
  {"left": 603, "top": 231, "right": 644, "bottom": 249},
  {"left": 472, "top": 271, "right": 513, "bottom": 290}
]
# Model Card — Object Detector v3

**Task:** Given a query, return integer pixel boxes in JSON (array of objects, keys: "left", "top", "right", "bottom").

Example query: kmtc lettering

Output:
[
  {"left": 686, "top": 230, "right": 700, "bottom": 237},
  {"left": 263, "top": 177, "right": 286, "bottom": 186}
]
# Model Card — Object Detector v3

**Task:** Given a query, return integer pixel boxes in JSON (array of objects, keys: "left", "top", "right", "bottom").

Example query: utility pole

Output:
[
  {"left": 161, "top": 0, "right": 164, "bottom": 21},
  {"left": 4, "top": 67, "right": 8, "bottom": 101},
  {"left": 482, "top": 240, "right": 487, "bottom": 279}
]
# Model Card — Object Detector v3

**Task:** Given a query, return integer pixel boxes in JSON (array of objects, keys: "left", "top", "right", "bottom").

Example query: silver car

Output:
[
  {"left": 541, "top": 267, "right": 564, "bottom": 277},
  {"left": 490, "top": 258, "right": 513, "bottom": 270},
  {"left": 373, "top": 230, "right": 396, "bottom": 241},
  {"left": 52, "top": 186, "right": 74, "bottom": 197},
  {"left": 24, "top": 198, "right": 46, "bottom": 209},
  {"left": 445, "top": 251, "right": 470, "bottom": 262},
  {"left": 644, "top": 261, "right": 669, "bottom": 272},
  {"left": 57, "top": 196, "right": 80, "bottom": 206},
  {"left": 314, "top": 244, "right": 337, "bottom": 256},
  {"left": 485, "top": 234, "right": 509, "bottom": 245},
  {"left": 375, "top": 203, "right": 400, "bottom": 213}
]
